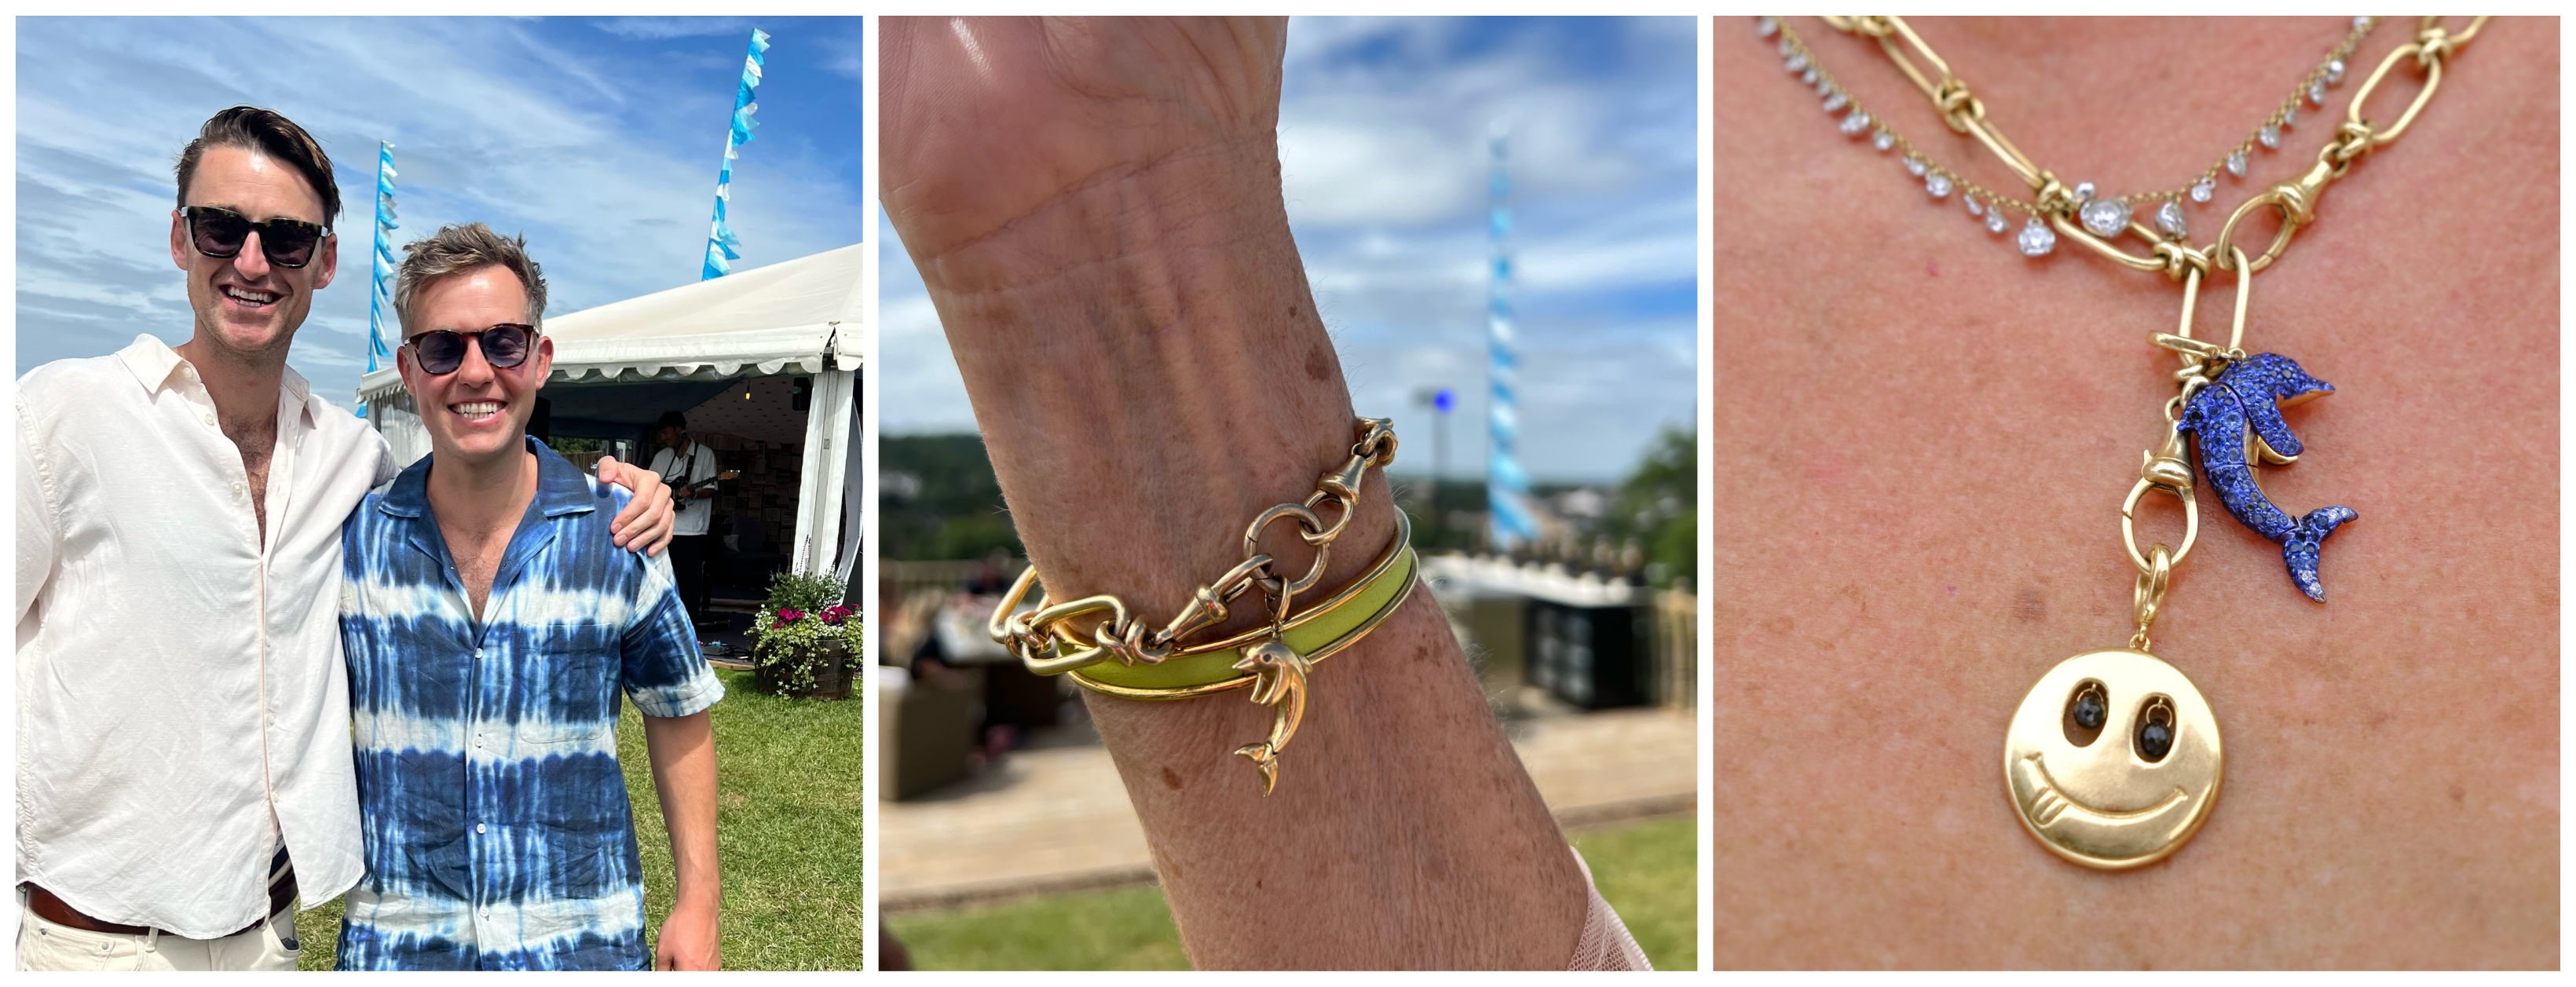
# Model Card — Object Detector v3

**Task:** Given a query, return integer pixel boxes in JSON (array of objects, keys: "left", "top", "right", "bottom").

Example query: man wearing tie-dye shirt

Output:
[{"left": 335, "top": 223, "right": 723, "bottom": 970}]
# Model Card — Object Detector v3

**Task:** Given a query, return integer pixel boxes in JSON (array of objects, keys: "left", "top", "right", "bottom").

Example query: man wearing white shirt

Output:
[
  {"left": 649, "top": 411, "right": 721, "bottom": 626},
  {"left": 13, "top": 106, "right": 675, "bottom": 971}
]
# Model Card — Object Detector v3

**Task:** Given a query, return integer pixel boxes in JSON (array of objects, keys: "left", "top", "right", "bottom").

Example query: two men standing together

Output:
[{"left": 17, "top": 107, "right": 723, "bottom": 971}]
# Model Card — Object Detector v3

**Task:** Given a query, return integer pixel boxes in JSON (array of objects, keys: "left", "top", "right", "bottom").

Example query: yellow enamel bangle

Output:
[{"left": 986, "top": 416, "right": 1409, "bottom": 794}]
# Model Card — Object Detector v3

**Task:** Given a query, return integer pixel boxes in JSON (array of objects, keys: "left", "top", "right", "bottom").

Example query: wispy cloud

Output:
[
  {"left": 16, "top": 16, "right": 867, "bottom": 409},
  {"left": 882, "top": 16, "right": 1697, "bottom": 484}
]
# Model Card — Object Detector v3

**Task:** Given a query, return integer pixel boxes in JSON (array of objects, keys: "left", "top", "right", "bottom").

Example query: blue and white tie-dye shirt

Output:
[{"left": 335, "top": 437, "right": 722, "bottom": 971}]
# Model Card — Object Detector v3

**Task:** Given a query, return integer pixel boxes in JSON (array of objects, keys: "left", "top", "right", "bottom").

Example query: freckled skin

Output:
[{"left": 1712, "top": 17, "right": 2556, "bottom": 968}]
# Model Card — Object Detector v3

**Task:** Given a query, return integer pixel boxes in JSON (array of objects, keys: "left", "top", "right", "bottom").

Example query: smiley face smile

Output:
[{"left": 2018, "top": 752, "right": 2189, "bottom": 828}]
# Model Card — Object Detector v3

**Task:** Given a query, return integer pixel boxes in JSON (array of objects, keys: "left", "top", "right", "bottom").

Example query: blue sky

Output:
[
  {"left": 16, "top": 16, "right": 866, "bottom": 408},
  {"left": 880, "top": 16, "right": 1696, "bottom": 484}
]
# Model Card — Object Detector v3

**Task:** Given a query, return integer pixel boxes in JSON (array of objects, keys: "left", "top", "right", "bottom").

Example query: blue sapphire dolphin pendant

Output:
[{"left": 2175, "top": 353, "right": 2357, "bottom": 602}]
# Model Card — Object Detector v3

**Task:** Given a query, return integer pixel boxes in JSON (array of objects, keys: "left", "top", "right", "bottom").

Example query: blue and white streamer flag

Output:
[
  {"left": 364, "top": 141, "right": 398, "bottom": 379},
  {"left": 1485, "top": 128, "right": 1538, "bottom": 547},
  {"left": 703, "top": 28, "right": 770, "bottom": 280}
]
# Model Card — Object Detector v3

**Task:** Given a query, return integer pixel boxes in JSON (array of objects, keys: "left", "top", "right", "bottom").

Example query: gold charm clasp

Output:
[{"left": 1231, "top": 638, "right": 1311, "bottom": 796}]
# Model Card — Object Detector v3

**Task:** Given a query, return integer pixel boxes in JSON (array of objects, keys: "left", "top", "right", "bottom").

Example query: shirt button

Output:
[
  {"left": 477, "top": 823, "right": 488, "bottom": 834},
  {"left": 480, "top": 907, "right": 491, "bottom": 919},
  {"left": 202, "top": 414, "right": 216, "bottom": 426},
  {"left": 475, "top": 648, "right": 485, "bottom": 659}
]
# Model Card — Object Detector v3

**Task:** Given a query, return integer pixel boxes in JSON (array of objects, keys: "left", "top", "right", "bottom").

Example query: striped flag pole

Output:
[
  {"left": 364, "top": 141, "right": 397, "bottom": 378},
  {"left": 702, "top": 27, "right": 770, "bottom": 280},
  {"left": 1486, "top": 126, "right": 1537, "bottom": 549}
]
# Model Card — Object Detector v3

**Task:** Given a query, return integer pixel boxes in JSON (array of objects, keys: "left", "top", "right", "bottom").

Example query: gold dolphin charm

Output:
[{"left": 1231, "top": 639, "right": 1312, "bottom": 795}]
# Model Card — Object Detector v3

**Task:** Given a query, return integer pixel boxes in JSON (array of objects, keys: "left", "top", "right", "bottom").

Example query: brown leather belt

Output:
[{"left": 23, "top": 873, "right": 295, "bottom": 940}]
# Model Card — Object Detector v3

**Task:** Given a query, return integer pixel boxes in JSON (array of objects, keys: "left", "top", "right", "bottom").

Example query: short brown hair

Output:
[
  {"left": 393, "top": 223, "right": 550, "bottom": 331},
  {"left": 175, "top": 106, "right": 341, "bottom": 226}
]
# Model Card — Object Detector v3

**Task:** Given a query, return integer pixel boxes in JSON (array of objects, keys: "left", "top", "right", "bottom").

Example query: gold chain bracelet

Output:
[{"left": 989, "top": 417, "right": 1409, "bottom": 795}]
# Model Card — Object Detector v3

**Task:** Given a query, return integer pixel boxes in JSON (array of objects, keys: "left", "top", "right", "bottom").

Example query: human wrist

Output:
[{"left": 918, "top": 139, "right": 1397, "bottom": 623}]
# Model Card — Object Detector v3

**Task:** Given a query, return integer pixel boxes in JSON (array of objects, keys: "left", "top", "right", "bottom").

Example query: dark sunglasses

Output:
[
  {"left": 181, "top": 206, "right": 328, "bottom": 269},
  {"left": 404, "top": 324, "right": 538, "bottom": 375}
]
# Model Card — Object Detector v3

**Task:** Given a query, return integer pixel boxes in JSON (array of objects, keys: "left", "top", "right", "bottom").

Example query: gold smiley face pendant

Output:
[{"left": 2003, "top": 648, "right": 2223, "bottom": 868}]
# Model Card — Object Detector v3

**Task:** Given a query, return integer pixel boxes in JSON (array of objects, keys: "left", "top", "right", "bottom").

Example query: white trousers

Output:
[{"left": 16, "top": 897, "right": 300, "bottom": 971}]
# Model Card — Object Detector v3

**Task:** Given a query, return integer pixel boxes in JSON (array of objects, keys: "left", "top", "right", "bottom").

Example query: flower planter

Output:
[{"left": 753, "top": 638, "right": 854, "bottom": 701}]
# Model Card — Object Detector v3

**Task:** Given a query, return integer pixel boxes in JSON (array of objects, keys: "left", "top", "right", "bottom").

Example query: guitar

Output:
[{"left": 678, "top": 470, "right": 742, "bottom": 499}]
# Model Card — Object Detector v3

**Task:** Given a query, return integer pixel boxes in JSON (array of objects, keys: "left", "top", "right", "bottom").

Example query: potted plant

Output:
[{"left": 747, "top": 572, "right": 860, "bottom": 700}]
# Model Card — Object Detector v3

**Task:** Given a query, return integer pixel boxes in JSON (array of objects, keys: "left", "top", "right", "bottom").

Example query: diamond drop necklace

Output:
[
  {"left": 1754, "top": 16, "right": 2491, "bottom": 869},
  {"left": 1759, "top": 16, "right": 2377, "bottom": 258}
]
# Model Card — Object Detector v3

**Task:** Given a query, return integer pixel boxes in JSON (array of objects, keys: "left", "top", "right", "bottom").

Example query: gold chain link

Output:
[
  {"left": 1778, "top": 16, "right": 2484, "bottom": 280},
  {"left": 1772, "top": 16, "right": 2487, "bottom": 648},
  {"left": 990, "top": 417, "right": 1399, "bottom": 674}
]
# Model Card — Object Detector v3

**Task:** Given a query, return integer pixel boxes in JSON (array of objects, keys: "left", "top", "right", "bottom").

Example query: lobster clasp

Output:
[{"left": 2122, "top": 429, "right": 2201, "bottom": 576}]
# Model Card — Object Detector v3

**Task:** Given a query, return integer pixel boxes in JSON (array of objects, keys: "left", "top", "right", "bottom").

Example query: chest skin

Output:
[{"left": 218, "top": 414, "right": 277, "bottom": 547}]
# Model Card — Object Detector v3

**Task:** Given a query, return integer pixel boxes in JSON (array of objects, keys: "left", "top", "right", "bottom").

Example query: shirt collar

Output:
[
  {"left": 378, "top": 437, "right": 601, "bottom": 521},
  {"left": 114, "top": 334, "right": 185, "bottom": 393},
  {"left": 114, "top": 333, "right": 314, "bottom": 418}
]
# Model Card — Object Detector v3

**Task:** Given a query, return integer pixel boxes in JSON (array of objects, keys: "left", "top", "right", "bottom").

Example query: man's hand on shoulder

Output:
[
  {"left": 597, "top": 454, "right": 676, "bottom": 557},
  {"left": 653, "top": 899, "right": 720, "bottom": 971}
]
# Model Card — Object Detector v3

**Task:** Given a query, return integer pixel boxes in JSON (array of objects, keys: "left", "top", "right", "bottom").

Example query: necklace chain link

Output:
[{"left": 1764, "top": 15, "right": 2487, "bottom": 280}]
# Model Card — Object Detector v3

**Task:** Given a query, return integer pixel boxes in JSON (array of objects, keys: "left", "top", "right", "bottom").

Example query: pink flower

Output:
[
  {"left": 820, "top": 605, "right": 852, "bottom": 625},
  {"left": 778, "top": 608, "right": 805, "bottom": 623}
]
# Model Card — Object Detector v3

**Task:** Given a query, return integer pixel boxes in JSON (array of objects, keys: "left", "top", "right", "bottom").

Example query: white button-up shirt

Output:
[
  {"left": 15, "top": 334, "right": 393, "bottom": 938},
  {"left": 647, "top": 441, "right": 719, "bottom": 536}
]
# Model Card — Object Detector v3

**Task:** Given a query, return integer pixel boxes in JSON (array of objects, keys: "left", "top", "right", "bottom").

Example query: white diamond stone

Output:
[
  {"left": 2018, "top": 217, "right": 2057, "bottom": 257},
  {"left": 1803, "top": 67, "right": 1820, "bottom": 86},
  {"left": 2080, "top": 198, "right": 2131, "bottom": 237},
  {"left": 2310, "top": 80, "right": 2328, "bottom": 105},
  {"left": 1839, "top": 110, "right": 1872, "bottom": 136},
  {"left": 1814, "top": 77, "right": 1832, "bottom": 95},
  {"left": 1986, "top": 209, "right": 2009, "bottom": 234},
  {"left": 1777, "top": 38, "right": 1795, "bottom": 57},
  {"left": 2347, "top": 18, "right": 2366, "bottom": 34},
  {"left": 2191, "top": 177, "right": 2216, "bottom": 203},
  {"left": 1822, "top": 91, "right": 1848, "bottom": 113},
  {"left": 2259, "top": 123, "right": 2281, "bottom": 149},
  {"left": 1965, "top": 195, "right": 1983, "bottom": 217},
  {"left": 1785, "top": 53, "right": 1809, "bottom": 73},
  {"left": 1925, "top": 172, "right": 1952, "bottom": 199},
  {"left": 2227, "top": 149, "right": 2249, "bottom": 177},
  {"left": 2072, "top": 181, "right": 2096, "bottom": 203},
  {"left": 1872, "top": 130, "right": 1895, "bottom": 152},
  {"left": 2157, "top": 200, "right": 2188, "bottom": 237},
  {"left": 2327, "top": 57, "right": 2347, "bottom": 84},
  {"left": 2283, "top": 106, "right": 2298, "bottom": 129},
  {"left": 1756, "top": 16, "right": 1777, "bottom": 37},
  {"left": 1904, "top": 156, "right": 1927, "bottom": 177}
]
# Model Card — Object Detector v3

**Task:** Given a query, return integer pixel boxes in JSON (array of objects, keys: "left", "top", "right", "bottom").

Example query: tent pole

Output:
[{"left": 790, "top": 365, "right": 858, "bottom": 577}]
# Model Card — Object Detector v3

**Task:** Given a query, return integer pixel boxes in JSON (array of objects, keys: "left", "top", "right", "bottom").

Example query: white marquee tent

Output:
[{"left": 358, "top": 243, "right": 865, "bottom": 579}]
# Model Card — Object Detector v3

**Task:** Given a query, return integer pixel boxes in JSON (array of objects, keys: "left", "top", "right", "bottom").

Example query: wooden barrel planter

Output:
[{"left": 752, "top": 638, "right": 854, "bottom": 700}]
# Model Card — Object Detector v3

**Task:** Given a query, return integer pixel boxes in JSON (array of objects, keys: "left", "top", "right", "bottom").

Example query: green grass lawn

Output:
[
  {"left": 297, "top": 669, "right": 865, "bottom": 970},
  {"left": 888, "top": 813, "right": 1695, "bottom": 971}
]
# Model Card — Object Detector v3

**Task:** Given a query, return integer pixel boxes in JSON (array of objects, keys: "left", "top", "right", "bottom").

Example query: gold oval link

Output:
[
  {"left": 1242, "top": 503, "right": 1326, "bottom": 557},
  {"left": 2130, "top": 543, "right": 2175, "bottom": 650},
  {"left": 2346, "top": 42, "right": 2444, "bottom": 148},
  {"left": 2223, "top": 246, "right": 2252, "bottom": 353},
  {"left": 2434, "top": 16, "right": 2490, "bottom": 49},
  {"left": 1298, "top": 489, "right": 1357, "bottom": 547},
  {"left": 987, "top": 565, "right": 1044, "bottom": 643},
  {"left": 2213, "top": 191, "right": 2298, "bottom": 275}
]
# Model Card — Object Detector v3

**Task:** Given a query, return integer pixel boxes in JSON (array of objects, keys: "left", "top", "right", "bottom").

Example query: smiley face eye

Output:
[
  {"left": 2135, "top": 696, "right": 2177, "bottom": 762},
  {"left": 2062, "top": 681, "right": 2108, "bottom": 746}
]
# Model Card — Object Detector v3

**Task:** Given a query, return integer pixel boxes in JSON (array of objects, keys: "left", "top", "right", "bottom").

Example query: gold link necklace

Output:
[{"left": 1759, "top": 16, "right": 2490, "bottom": 868}]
